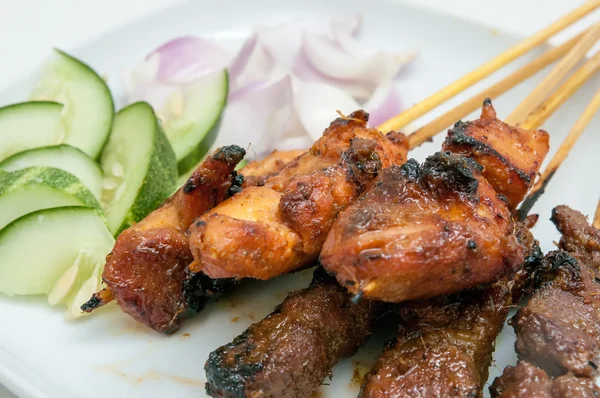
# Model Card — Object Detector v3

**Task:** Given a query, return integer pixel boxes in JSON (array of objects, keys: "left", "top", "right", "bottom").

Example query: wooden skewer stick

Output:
[
  {"left": 520, "top": 51, "right": 600, "bottom": 130},
  {"left": 593, "top": 200, "right": 600, "bottom": 229},
  {"left": 518, "top": 86, "right": 600, "bottom": 220},
  {"left": 407, "top": 30, "right": 588, "bottom": 149},
  {"left": 506, "top": 23, "right": 600, "bottom": 125},
  {"left": 378, "top": 0, "right": 600, "bottom": 133}
]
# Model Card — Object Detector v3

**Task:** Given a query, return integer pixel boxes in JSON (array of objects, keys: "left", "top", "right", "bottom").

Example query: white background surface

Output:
[{"left": 0, "top": 0, "right": 596, "bottom": 396}]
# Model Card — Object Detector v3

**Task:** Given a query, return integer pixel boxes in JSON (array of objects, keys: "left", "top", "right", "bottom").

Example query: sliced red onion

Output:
[
  {"left": 215, "top": 76, "right": 305, "bottom": 158},
  {"left": 148, "top": 36, "right": 232, "bottom": 83},
  {"left": 364, "top": 82, "right": 403, "bottom": 129},
  {"left": 256, "top": 14, "right": 362, "bottom": 69},
  {"left": 122, "top": 14, "right": 414, "bottom": 158},
  {"left": 292, "top": 78, "right": 360, "bottom": 140},
  {"left": 292, "top": 49, "right": 373, "bottom": 100}
]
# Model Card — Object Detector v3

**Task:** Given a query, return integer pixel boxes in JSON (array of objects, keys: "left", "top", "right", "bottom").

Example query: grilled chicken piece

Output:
[
  {"left": 81, "top": 145, "right": 246, "bottom": 333},
  {"left": 188, "top": 111, "right": 409, "bottom": 280},
  {"left": 360, "top": 223, "right": 542, "bottom": 398},
  {"left": 511, "top": 250, "right": 600, "bottom": 378},
  {"left": 490, "top": 362, "right": 600, "bottom": 398},
  {"left": 242, "top": 149, "right": 305, "bottom": 187},
  {"left": 82, "top": 147, "right": 303, "bottom": 334},
  {"left": 322, "top": 151, "right": 524, "bottom": 303},
  {"left": 442, "top": 99, "right": 549, "bottom": 209},
  {"left": 205, "top": 268, "right": 377, "bottom": 398}
]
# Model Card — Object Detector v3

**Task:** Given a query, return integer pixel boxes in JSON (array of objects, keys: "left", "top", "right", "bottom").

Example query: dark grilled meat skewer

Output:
[
  {"left": 490, "top": 361, "right": 600, "bottom": 398},
  {"left": 205, "top": 267, "right": 378, "bottom": 398},
  {"left": 491, "top": 205, "right": 600, "bottom": 397}
]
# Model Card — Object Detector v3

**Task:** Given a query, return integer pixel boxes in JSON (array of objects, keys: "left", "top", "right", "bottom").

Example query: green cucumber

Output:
[
  {"left": 0, "top": 145, "right": 103, "bottom": 201},
  {"left": 0, "top": 206, "right": 113, "bottom": 297},
  {"left": 101, "top": 102, "right": 177, "bottom": 235},
  {"left": 0, "top": 101, "right": 64, "bottom": 162},
  {"left": 160, "top": 69, "right": 228, "bottom": 174},
  {"left": 30, "top": 49, "right": 114, "bottom": 159},
  {"left": 0, "top": 166, "right": 102, "bottom": 230}
]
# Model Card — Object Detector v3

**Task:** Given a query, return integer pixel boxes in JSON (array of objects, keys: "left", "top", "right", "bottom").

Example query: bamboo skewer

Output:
[
  {"left": 377, "top": 0, "right": 600, "bottom": 134},
  {"left": 518, "top": 86, "right": 600, "bottom": 219},
  {"left": 506, "top": 23, "right": 600, "bottom": 125},
  {"left": 593, "top": 200, "right": 600, "bottom": 229},
  {"left": 407, "top": 31, "right": 588, "bottom": 148},
  {"left": 520, "top": 51, "right": 600, "bottom": 130}
]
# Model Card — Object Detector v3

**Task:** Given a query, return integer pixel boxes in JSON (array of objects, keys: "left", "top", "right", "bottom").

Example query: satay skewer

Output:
[
  {"left": 360, "top": 89, "right": 600, "bottom": 398},
  {"left": 593, "top": 199, "right": 600, "bottom": 229},
  {"left": 378, "top": 0, "right": 600, "bottom": 134},
  {"left": 203, "top": 21, "right": 600, "bottom": 396},
  {"left": 506, "top": 22, "right": 600, "bottom": 125},
  {"left": 518, "top": 84, "right": 600, "bottom": 219},
  {"left": 408, "top": 29, "right": 590, "bottom": 148},
  {"left": 520, "top": 51, "right": 600, "bottom": 130}
]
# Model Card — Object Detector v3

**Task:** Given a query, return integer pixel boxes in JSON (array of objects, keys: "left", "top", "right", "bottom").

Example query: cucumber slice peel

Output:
[
  {"left": 0, "top": 145, "right": 103, "bottom": 201},
  {"left": 0, "top": 166, "right": 102, "bottom": 230},
  {"left": 101, "top": 102, "right": 177, "bottom": 235},
  {"left": 30, "top": 49, "right": 114, "bottom": 159}
]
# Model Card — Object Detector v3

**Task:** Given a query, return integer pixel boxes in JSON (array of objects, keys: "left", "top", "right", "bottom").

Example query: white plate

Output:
[{"left": 0, "top": 0, "right": 599, "bottom": 397}]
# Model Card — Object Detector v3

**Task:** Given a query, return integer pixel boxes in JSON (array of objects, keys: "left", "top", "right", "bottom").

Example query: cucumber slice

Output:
[
  {"left": 101, "top": 102, "right": 177, "bottom": 235},
  {"left": 0, "top": 206, "right": 113, "bottom": 296},
  {"left": 30, "top": 49, "right": 114, "bottom": 159},
  {"left": 160, "top": 69, "right": 228, "bottom": 174},
  {"left": 0, "top": 101, "right": 64, "bottom": 162},
  {"left": 0, "top": 166, "right": 102, "bottom": 230},
  {"left": 0, "top": 145, "right": 103, "bottom": 201}
]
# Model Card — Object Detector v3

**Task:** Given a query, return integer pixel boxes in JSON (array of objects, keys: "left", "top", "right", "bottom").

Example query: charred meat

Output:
[
  {"left": 321, "top": 101, "right": 548, "bottom": 303},
  {"left": 360, "top": 223, "right": 542, "bottom": 398},
  {"left": 82, "top": 147, "right": 303, "bottom": 334},
  {"left": 188, "top": 111, "right": 409, "bottom": 280},
  {"left": 321, "top": 152, "right": 524, "bottom": 303},
  {"left": 205, "top": 268, "right": 377, "bottom": 398},
  {"left": 442, "top": 99, "right": 549, "bottom": 209},
  {"left": 490, "top": 361, "right": 600, "bottom": 398}
]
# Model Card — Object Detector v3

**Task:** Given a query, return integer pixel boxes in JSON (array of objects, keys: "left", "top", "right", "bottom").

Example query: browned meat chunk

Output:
[
  {"left": 189, "top": 111, "right": 409, "bottom": 280},
  {"left": 552, "top": 205, "right": 600, "bottom": 271},
  {"left": 242, "top": 149, "right": 305, "bottom": 187},
  {"left": 490, "top": 362, "right": 600, "bottom": 398},
  {"left": 360, "top": 224, "right": 542, "bottom": 398},
  {"left": 490, "top": 361, "right": 554, "bottom": 398},
  {"left": 442, "top": 99, "right": 549, "bottom": 209},
  {"left": 322, "top": 151, "right": 524, "bottom": 303},
  {"left": 82, "top": 145, "right": 246, "bottom": 333},
  {"left": 205, "top": 268, "right": 377, "bottom": 398},
  {"left": 512, "top": 250, "right": 600, "bottom": 378},
  {"left": 82, "top": 146, "right": 303, "bottom": 334}
]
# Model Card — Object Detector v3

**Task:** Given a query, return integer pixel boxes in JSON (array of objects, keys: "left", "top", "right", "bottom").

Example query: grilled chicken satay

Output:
[
  {"left": 242, "top": 149, "right": 305, "bottom": 187},
  {"left": 188, "top": 111, "right": 409, "bottom": 280},
  {"left": 443, "top": 99, "right": 549, "bottom": 209},
  {"left": 360, "top": 223, "right": 543, "bottom": 398},
  {"left": 490, "top": 361, "right": 600, "bottom": 398},
  {"left": 321, "top": 101, "right": 549, "bottom": 303},
  {"left": 81, "top": 148, "right": 302, "bottom": 334},
  {"left": 205, "top": 267, "right": 378, "bottom": 398}
]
